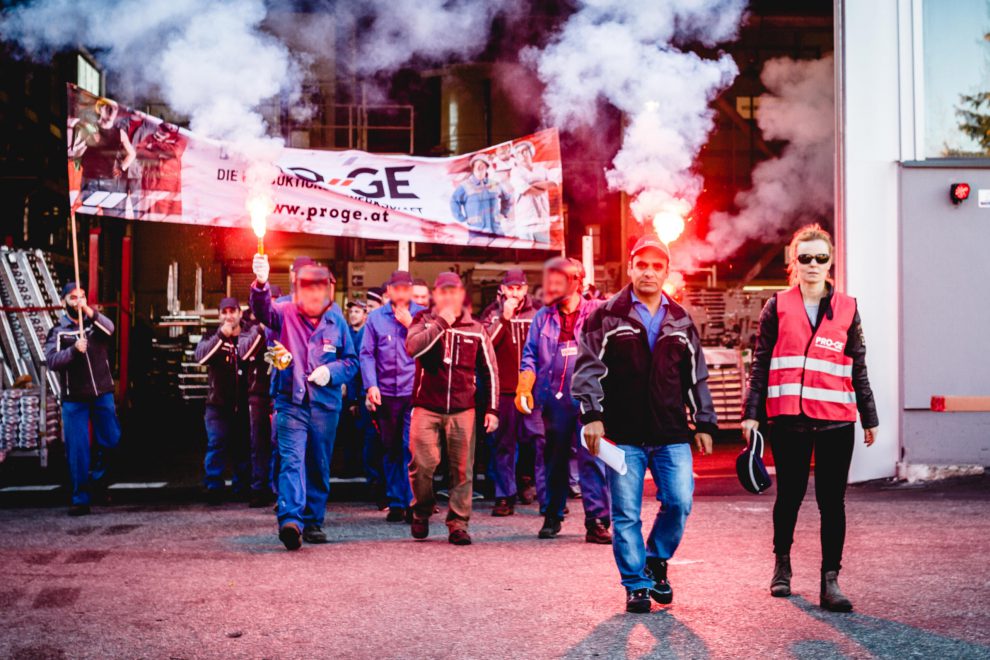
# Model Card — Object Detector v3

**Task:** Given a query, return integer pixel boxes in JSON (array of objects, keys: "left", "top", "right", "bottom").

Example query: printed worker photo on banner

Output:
[
  {"left": 448, "top": 135, "right": 562, "bottom": 242},
  {"left": 68, "top": 87, "right": 188, "bottom": 220}
]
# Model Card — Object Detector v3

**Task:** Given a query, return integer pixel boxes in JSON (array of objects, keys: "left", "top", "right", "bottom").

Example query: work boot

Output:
[
  {"left": 386, "top": 506, "right": 406, "bottom": 523},
  {"left": 68, "top": 504, "right": 91, "bottom": 517},
  {"left": 448, "top": 529, "right": 472, "bottom": 546},
  {"left": 646, "top": 558, "right": 674, "bottom": 605},
  {"left": 492, "top": 497, "right": 515, "bottom": 517},
  {"left": 411, "top": 516, "right": 429, "bottom": 540},
  {"left": 518, "top": 477, "right": 537, "bottom": 505},
  {"left": 278, "top": 523, "right": 302, "bottom": 551},
  {"left": 538, "top": 515, "right": 562, "bottom": 539},
  {"left": 820, "top": 570, "right": 853, "bottom": 612},
  {"left": 585, "top": 518, "right": 612, "bottom": 545},
  {"left": 626, "top": 589, "right": 652, "bottom": 614},
  {"left": 302, "top": 525, "right": 328, "bottom": 544},
  {"left": 770, "top": 553, "right": 792, "bottom": 597}
]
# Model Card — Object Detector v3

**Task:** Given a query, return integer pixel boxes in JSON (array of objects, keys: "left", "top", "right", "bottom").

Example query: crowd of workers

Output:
[{"left": 43, "top": 224, "right": 878, "bottom": 614}]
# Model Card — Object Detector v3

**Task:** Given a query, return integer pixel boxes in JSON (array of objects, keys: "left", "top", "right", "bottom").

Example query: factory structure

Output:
[{"left": 0, "top": 1, "right": 986, "bottom": 482}]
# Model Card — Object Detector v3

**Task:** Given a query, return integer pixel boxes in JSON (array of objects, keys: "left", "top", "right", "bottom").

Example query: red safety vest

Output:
[{"left": 766, "top": 286, "right": 858, "bottom": 422}]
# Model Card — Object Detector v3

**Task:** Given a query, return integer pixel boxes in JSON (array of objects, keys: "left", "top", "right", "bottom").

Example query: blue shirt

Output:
[{"left": 630, "top": 291, "right": 669, "bottom": 350}]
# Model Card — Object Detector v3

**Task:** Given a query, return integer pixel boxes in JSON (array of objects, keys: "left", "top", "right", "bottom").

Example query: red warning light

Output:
[{"left": 950, "top": 183, "right": 970, "bottom": 205}]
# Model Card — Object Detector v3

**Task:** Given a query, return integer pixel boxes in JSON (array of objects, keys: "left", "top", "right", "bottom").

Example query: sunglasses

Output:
[{"left": 796, "top": 253, "right": 830, "bottom": 265}]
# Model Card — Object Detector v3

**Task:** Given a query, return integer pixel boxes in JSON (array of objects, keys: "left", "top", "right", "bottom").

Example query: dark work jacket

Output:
[
  {"left": 573, "top": 286, "right": 718, "bottom": 446},
  {"left": 237, "top": 322, "right": 271, "bottom": 402},
  {"left": 195, "top": 326, "right": 247, "bottom": 410},
  {"left": 406, "top": 309, "right": 498, "bottom": 415},
  {"left": 743, "top": 285, "right": 879, "bottom": 431},
  {"left": 45, "top": 311, "right": 116, "bottom": 402},
  {"left": 483, "top": 294, "right": 537, "bottom": 394}
]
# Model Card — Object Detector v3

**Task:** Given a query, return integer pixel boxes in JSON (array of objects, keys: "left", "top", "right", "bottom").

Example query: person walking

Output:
[
  {"left": 573, "top": 235, "right": 717, "bottom": 613},
  {"left": 741, "top": 223, "right": 878, "bottom": 612},
  {"left": 44, "top": 283, "right": 122, "bottom": 516},
  {"left": 405, "top": 272, "right": 499, "bottom": 545},
  {"left": 517, "top": 257, "right": 611, "bottom": 543},
  {"left": 360, "top": 271, "right": 426, "bottom": 522}
]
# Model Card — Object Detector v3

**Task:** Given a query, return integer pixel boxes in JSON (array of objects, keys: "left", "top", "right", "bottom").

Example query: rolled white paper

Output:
[{"left": 581, "top": 428, "right": 627, "bottom": 475}]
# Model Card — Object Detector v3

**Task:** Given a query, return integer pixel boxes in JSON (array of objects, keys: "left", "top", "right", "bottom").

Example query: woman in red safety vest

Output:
[{"left": 742, "top": 223, "right": 879, "bottom": 613}]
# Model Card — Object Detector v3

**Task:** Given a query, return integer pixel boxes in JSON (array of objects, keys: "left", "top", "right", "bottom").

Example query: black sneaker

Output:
[
  {"left": 626, "top": 589, "right": 652, "bottom": 614},
  {"left": 538, "top": 515, "right": 562, "bottom": 539},
  {"left": 448, "top": 529, "right": 472, "bottom": 545},
  {"left": 386, "top": 507, "right": 406, "bottom": 523},
  {"left": 491, "top": 498, "right": 514, "bottom": 517},
  {"left": 585, "top": 518, "right": 613, "bottom": 545},
  {"left": 68, "top": 504, "right": 91, "bottom": 517},
  {"left": 279, "top": 523, "right": 302, "bottom": 551},
  {"left": 302, "top": 525, "right": 329, "bottom": 544},
  {"left": 646, "top": 558, "right": 673, "bottom": 604},
  {"left": 411, "top": 516, "right": 429, "bottom": 540}
]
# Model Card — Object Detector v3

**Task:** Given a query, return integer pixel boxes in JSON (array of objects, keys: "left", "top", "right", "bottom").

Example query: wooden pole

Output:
[{"left": 69, "top": 208, "right": 85, "bottom": 332}]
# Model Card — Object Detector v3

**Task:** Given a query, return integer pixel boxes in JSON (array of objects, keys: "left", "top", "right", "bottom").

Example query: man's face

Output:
[
  {"left": 516, "top": 148, "right": 533, "bottom": 167},
  {"left": 472, "top": 160, "right": 488, "bottom": 180},
  {"left": 219, "top": 306, "right": 242, "bottom": 326},
  {"left": 367, "top": 299, "right": 382, "bottom": 312},
  {"left": 501, "top": 283, "right": 528, "bottom": 302},
  {"left": 627, "top": 247, "right": 669, "bottom": 296},
  {"left": 433, "top": 286, "right": 463, "bottom": 316},
  {"left": 388, "top": 283, "right": 412, "bottom": 307},
  {"left": 347, "top": 305, "right": 367, "bottom": 328},
  {"left": 412, "top": 285, "right": 430, "bottom": 307},
  {"left": 65, "top": 289, "right": 87, "bottom": 311},
  {"left": 297, "top": 281, "right": 332, "bottom": 317},
  {"left": 542, "top": 271, "right": 570, "bottom": 306}
]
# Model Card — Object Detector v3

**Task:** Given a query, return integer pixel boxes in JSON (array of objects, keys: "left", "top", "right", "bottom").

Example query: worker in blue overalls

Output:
[
  {"left": 518, "top": 257, "right": 612, "bottom": 543},
  {"left": 250, "top": 253, "right": 357, "bottom": 551},
  {"left": 359, "top": 270, "right": 426, "bottom": 523}
]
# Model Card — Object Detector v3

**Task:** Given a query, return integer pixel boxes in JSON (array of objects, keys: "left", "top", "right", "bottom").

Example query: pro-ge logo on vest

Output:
[{"left": 815, "top": 335, "right": 845, "bottom": 353}]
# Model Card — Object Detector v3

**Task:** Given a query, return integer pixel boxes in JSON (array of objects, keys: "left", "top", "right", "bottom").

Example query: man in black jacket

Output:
[
  {"left": 238, "top": 314, "right": 275, "bottom": 508},
  {"left": 45, "top": 282, "right": 121, "bottom": 516},
  {"left": 194, "top": 297, "right": 250, "bottom": 504},
  {"left": 405, "top": 272, "right": 499, "bottom": 546},
  {"left": 573, "top": 235, "right": 717, "bottom": 614}
]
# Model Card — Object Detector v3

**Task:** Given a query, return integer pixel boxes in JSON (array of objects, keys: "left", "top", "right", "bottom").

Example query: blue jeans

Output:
[
  {"left": 62, "top": 393, "right": 121, "bottom": 506},
  {"left": 543, "top": 395, "right": 610, "bottom": 523},
  {"left": 276, "top": 403, "right": 339, "bottom": 529},
  {"left": 375, "top": 395, "right": 413, "bottom": 508},
  {"left": 203, "top": 405, "right": 250, "bottom": 492},
  {"left": 609, "top": 442, "right": 694, "bottom": 591}
]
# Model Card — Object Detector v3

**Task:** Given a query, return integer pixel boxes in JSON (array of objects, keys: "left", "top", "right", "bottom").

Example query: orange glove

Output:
[{"left": 515, "top": 370, "right": 536, "bottom": 415}]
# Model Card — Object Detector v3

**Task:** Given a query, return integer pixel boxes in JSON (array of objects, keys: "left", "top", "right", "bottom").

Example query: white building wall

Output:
[{"left": 836, "top": 0, "right": 907, "bottom": 481}]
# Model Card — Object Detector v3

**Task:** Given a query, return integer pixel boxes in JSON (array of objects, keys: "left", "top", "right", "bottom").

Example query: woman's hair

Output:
[{"left": 786, "top": 223, "right": 834, "bottom": 286}]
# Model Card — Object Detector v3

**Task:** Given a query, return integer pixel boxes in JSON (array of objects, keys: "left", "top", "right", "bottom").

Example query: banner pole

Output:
[
  {"left": 69, "top": 208, "right": 85, "bottom": 332},
  {"left": 398, "top": 240, "right": 410, "bottom": 272}
]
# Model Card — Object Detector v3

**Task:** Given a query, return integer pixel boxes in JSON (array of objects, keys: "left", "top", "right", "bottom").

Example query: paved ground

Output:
[{"left": 1, "top": 474, "right": 989, "bottom": 659}]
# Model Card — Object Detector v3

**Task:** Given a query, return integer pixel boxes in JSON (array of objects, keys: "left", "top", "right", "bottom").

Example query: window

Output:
[
  {"left": 922, "top": 0, "right": 990, "bottom": 157},
  {"left": 76, "top": 55, "right": 101, "bottom": 96}
]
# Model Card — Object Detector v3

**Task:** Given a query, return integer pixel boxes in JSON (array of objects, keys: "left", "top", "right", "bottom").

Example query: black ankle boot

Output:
[
  {"left": 820, "top": 570, "right": 853, "bottom": 612},
  {"left": 770, "top": 553, "right": 792, "bottom": 597}
]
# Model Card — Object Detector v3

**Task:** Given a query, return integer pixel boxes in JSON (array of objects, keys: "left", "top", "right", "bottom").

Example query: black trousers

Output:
[{"left": 769, "top": 423, "right": 855, "bottom": 572}]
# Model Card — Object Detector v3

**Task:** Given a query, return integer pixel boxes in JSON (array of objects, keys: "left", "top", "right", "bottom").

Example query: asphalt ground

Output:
[{"left": 1, "top": 473, "right": 988, "bottom": 659}]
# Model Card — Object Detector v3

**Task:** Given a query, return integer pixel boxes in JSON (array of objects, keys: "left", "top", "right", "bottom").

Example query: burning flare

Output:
[{"left": 651, "top": 210, "right": 686, "bottom": 245}]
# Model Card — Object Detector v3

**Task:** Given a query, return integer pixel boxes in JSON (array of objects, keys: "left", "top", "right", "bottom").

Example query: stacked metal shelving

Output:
[{"left": 0, "top": 248, "right": 64, "bottom": 465}]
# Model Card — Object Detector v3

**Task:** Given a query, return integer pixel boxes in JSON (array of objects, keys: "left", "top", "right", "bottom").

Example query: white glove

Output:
[
  {"left": 253, "top": 253, "right": 270, "bottom": 285},
  {"left": 307, "top": 365, "right": 331, "bottom": 387}
]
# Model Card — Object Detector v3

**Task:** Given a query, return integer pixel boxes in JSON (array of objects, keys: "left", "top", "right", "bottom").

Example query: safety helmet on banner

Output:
[{"left": 736, "top": 429, "right": 772, "bottom": 494}]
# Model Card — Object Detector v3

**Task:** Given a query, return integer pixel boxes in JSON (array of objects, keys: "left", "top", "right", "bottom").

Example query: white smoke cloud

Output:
[
  {"left": 526, "top": 0, "right": 747, "bottom": 242},
  {"left": 697, "top": 54, "right": 835, "bottom": 264}
]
